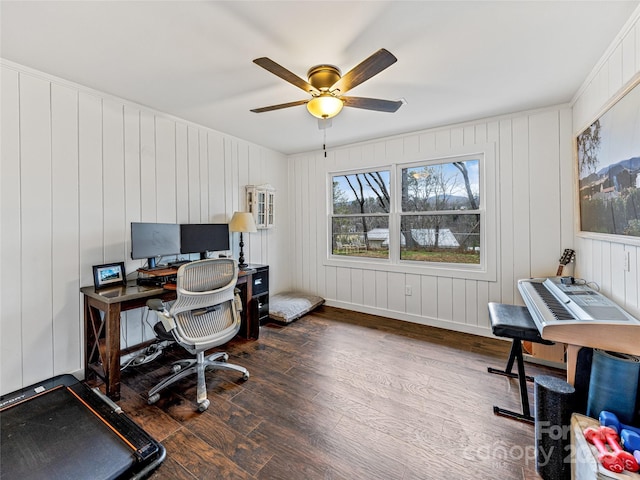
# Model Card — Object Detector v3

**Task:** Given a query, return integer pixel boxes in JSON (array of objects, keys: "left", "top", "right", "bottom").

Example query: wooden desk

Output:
[{"left": 81, "top": 265, "right": 266, "bottom": 400}]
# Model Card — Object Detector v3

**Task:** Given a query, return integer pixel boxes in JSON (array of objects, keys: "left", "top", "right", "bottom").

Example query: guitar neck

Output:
[{"left": 556, "top": 249, "right": 575, "bottom": 277}]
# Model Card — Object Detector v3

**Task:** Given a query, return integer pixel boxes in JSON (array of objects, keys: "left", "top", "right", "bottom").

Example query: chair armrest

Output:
[
  {"left": 147, "top": 299, "right": 165, "bottom": 312},
  {"left": 146, "top": 298, "right": 176, "bottom": 332}
]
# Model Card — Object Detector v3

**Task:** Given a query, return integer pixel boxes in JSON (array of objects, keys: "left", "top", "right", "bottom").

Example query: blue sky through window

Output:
[{"left": 333, "top": 171, "right": 390, "bottom": 203}]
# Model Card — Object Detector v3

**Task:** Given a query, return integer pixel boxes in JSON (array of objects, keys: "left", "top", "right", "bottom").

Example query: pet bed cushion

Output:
[{"left": 269, "top": 291, "right": 324, "bottom": 323}]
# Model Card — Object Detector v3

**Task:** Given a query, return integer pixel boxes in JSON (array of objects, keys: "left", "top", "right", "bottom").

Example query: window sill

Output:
[{"left": 323, "top": 256, "right": 496, "bottom": 282}]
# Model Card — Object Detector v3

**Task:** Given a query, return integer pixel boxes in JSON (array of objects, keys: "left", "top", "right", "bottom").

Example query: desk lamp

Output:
[{"left": 229, "top": 212, "right": 257, "bottom": 269}]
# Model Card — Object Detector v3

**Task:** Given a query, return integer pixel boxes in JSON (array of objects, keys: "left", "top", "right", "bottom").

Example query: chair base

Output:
[{"left": 148, "top": 351, "right": 249, "bottom": 411}]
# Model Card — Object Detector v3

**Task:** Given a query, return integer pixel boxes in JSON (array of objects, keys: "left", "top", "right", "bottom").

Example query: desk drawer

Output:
[{"left": 252, "top": 270, "right": 269, "bottom": 296}]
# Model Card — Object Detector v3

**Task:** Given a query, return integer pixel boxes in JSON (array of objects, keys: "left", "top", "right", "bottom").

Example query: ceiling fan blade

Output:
[
  {"left": 342, "top": 96, "right": 403, "bottom": 112},
  {"left": 330, "top": 48, "right": 397, "bottom": 95},
  {"left": 253, "top": 57, "right": 320, "bottom": 95},
  {"left": 250, "top": 99, "right": 310, "bottom": 113}
]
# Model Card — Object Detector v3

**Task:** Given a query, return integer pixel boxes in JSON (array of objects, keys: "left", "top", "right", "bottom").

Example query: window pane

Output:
[
  {"left": 401, "top": 160, "right": 479, "bottom": 212},
  {"left": 332, "top": 216, "right": 389, "bottom": 258},
  {"left": 333, "top": 171, "right": 390, "bottom": 214},
  {"left": 400, "top": 214, "right": 480, "bottom": 264}
]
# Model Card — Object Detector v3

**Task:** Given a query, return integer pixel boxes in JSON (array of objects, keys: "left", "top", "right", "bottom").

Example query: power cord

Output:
[{"left": 572, "top": 277, "right": 600, "bottom": 291}]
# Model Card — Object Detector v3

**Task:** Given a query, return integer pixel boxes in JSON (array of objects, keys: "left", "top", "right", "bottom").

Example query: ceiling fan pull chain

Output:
[{"left": 323, "top": 127, "right": 327, "bottom": 158}]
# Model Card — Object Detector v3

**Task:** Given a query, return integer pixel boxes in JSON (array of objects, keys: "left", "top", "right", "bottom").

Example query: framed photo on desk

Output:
[{"left": 93, "top": 262, "right": 126, "bottom": 290}]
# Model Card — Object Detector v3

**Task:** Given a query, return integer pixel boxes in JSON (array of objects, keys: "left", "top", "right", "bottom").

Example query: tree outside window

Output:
[
  {"left": 401, "top": 159, "right": 480, "bottom": 264},
  {"left": 331, "top": 170, "right": 390, "bottom": 258},
  {"left": 330, "top": 156, "right": 483, "bottom": 266}
]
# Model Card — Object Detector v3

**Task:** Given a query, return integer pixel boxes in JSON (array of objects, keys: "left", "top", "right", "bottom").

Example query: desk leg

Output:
[
  {"left": 83, "top": 298, "right": 122, "bottom": 400},
  {"left": 566, "top": 344, "right": 580, "bottom": 386},
  {"left": 84, "top": 296, "right": 94, "bottom": 381},
  {"left": 235, "top": 275, "right": 256, "bottom": 339},
  {"left": 105, "top": 303, "right": 122, "bottom": 400}
]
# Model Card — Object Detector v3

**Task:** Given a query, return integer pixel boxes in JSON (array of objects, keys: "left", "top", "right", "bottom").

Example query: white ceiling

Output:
[{"left": 1, "top": 1, "right": 638, "bottom": 155}]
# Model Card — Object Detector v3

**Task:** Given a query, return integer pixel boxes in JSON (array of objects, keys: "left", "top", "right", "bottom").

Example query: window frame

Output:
[
  {"left": 325, "top": 144, "right": 496, "bottom": 281},
  {"left": 329, "top": 166, "right": 393, "bottom": 261},
  {"left": 395, "top": 154, "right": 483, "bottom": 266}
]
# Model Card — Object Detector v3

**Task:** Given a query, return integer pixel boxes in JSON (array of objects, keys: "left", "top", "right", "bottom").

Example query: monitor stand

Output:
[{"left": 143, "top": 258, "right": 170, "bottom": 271}]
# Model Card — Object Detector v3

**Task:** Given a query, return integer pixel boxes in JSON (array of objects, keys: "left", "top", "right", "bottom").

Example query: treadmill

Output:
[{"left": 1, "top": 374, "right": 165, "bottom": 479}]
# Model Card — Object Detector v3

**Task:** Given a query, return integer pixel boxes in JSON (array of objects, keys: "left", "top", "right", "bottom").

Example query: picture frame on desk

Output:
[{"left": 93, "top": 262, "right": 126, "bottom": 290}]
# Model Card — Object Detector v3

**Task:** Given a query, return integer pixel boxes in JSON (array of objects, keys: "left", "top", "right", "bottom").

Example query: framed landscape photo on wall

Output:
[
  {"left": 576, "top": 75, "right": 640, "bottom": 240},
  {"left": 93, "top": 262, "right": 126, "bottom": 290}
]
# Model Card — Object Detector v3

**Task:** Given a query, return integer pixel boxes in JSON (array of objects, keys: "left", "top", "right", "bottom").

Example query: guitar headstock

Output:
[{"left": 559, "top": 249, "right": 576, "bottom": 265}]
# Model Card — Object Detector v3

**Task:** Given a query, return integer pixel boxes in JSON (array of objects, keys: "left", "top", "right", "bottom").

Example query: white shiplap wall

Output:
[
  {"left": 2, "top": 5, "right": 639, "bottom": 397},
  {"left": 572, "top": 8, "right": 640, "bottom": 320},
  {"left": 288, "top": 106, "right": 574, "bottom": 337},
  {"left": 0, "top": 61, "right": 290, "bottom": 395}
]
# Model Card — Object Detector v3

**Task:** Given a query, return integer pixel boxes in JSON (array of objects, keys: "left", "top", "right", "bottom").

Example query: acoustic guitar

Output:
[{"left": 556, "top": 248, "right": 576, "bottom": 276}]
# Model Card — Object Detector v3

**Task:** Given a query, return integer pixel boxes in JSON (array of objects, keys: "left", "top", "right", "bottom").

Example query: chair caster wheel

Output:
[
  {"left": 148, "top": 393, "right": 160, "bottom": 405},
  {"left": 242, "top": 372, "right": 250, "bottom": 381},
  {"left": 171, "top": 364, "right": 182, "bottom": 373},
  {"left": 198, "top": 399, "right": 210, "bottom": 412},
  {"left": 221, "top": 353, "right": 229, "bottom": 362}
]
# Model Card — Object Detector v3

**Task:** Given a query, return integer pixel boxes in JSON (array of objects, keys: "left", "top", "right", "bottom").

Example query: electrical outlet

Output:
[{"left": 405, "top": 285, "right": 412, "bottom": 296}]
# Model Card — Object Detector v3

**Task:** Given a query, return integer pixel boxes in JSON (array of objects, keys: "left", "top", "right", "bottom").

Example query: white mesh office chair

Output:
[{"left": 146, "top": 258, "right": 249, "bottom": 412}]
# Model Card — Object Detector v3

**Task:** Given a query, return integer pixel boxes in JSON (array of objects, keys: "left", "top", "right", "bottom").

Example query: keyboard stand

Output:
[{"left": 487, "top": 303, "right": 554, "bottom": 424}]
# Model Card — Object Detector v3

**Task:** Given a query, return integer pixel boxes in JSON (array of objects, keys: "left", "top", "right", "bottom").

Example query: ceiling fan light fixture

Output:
[
  {"left": 307, "top": 94, "right": 344, "bottom": 119},
  {"left": 251, "top": 49, "right": 399, "bottom": 119}
]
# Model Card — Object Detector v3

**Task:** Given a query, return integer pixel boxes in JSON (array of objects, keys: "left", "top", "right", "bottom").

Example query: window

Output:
[
  {"left": 400, "top": 157, "right": 481, "bottom": 264},
  {"left": 328, "top": 147, "right": 495, "bottom": 279},
  {"left": 331, "top": 170, "right": 390, "bottom": 259}
]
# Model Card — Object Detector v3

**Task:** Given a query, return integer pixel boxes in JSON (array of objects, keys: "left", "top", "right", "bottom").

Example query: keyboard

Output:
[
  {"left": 517, "top": 277, "right": 640, "bottom": 357},
  {"left": 518, "top": 277, "right": 638, "bottom": 328}
]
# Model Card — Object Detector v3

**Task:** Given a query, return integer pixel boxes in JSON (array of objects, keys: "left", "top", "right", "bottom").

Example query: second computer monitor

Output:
[
  {"left": 180, "top": 223, "right": 230, "bottom": 259},
  {"left": 131, "top": 222, "right": 181, "bottom": 269}
]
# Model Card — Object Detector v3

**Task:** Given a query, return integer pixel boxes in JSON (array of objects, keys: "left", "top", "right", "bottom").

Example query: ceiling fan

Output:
[{"left": 250, "top": 48, "right": 403, "bottom": 121}]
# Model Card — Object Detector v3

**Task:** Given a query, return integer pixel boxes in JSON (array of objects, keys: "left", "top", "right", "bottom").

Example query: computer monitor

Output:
[
  {"left": 131, "top": 222, "right": 181, "bottom": 269},
  {"left": 180, "top": 223, "right": 230, "bottom": 260}
]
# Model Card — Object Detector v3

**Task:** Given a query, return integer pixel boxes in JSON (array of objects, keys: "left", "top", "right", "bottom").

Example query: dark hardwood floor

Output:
[{"left": 112, "top": 306, "right": 564, "bottom": 480}]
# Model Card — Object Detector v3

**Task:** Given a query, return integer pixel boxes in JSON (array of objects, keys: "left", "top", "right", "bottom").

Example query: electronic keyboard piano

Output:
[{"left": 518, "top": 277, "right": 640, "bottom": 384}]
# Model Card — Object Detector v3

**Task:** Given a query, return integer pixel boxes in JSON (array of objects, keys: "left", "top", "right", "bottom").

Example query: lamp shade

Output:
[
  {"left": 306, "top": 94, "right": 344, "bottom": 119},
  {"left": 229, "top": 211, "right": 258, "bottom": 233}
]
